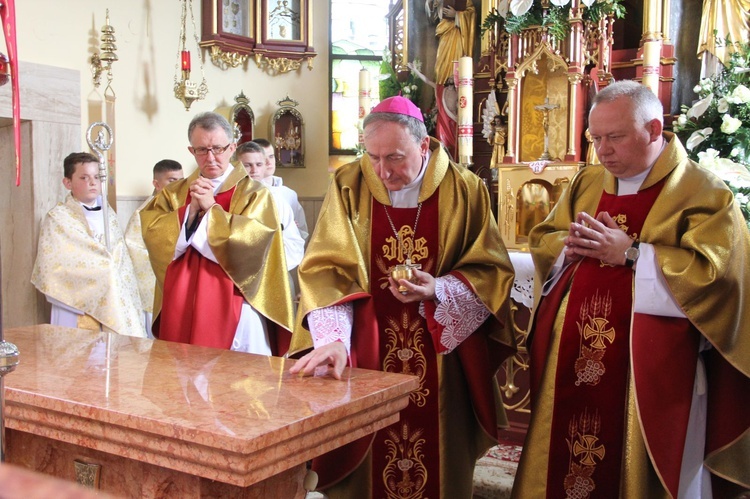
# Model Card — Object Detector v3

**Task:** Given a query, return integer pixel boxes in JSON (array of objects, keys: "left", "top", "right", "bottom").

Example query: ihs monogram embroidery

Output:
[{"left": 382, "top": 225, "right": 428, "bottom": 264}]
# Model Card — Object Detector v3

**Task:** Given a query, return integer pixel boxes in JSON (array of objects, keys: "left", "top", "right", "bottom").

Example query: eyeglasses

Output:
[{"left": 191, "top": 144, "right": 232, "bottom": 156}]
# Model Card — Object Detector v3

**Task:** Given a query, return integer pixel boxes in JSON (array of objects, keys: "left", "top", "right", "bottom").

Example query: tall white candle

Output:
[
  {"left": 457, "top": 56, "right": 474, "bottom": 165},
  {"left": 358, "top": 69, "right": 371, "bottom": 147}
]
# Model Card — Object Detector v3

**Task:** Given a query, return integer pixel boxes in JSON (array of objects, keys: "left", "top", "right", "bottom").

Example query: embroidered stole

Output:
[
  {"left": 156, "top": 187, "right": 245, "bottom": 349},
  {"left": 543, "top": 180, "right": 663, "bottom": 498},
  {"left": 369, "top": 194, "right": 441, "bottom": 498}
]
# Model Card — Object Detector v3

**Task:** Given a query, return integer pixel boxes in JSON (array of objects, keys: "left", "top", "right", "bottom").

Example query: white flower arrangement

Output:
[{"left": 674, "top": 39, "right": 750, "bottom": 229}]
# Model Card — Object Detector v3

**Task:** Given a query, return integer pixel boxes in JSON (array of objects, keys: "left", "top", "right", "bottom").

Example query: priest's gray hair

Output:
[
  {"left": 188, "top": 112, "right": 233, "bottom": 143},
  {"left": 591, "top": 80, "right": 663, "bottom": 128},
  {"left": 363, "top": 112, "right": 428, "bottom": 144}
]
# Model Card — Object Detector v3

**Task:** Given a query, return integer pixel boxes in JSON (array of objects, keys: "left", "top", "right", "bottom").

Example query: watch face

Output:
[{"left": 625, "top": 246, "right": 640, "bottom": 260}]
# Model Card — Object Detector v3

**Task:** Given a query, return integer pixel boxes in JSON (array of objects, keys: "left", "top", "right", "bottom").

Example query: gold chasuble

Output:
[
  {"left": 140, "top": 165, "right": 294, "bottom": 351},
  {"left": 516, "top": 134, "right": 750, "bottom": 498},
  {"left": 291, "top": 139, "right": 516, "bottom": 498},
  {"left": 31, "top": 195, "right": 146, "bottom": 338}
]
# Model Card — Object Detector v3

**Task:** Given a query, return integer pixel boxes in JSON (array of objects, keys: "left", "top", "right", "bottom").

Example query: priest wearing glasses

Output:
[
  {"left": 289, "top": 96, "right": 516, "bottom": 498},
  {"left": 141, "top": 112, "right": 301, "bottom": 356}
]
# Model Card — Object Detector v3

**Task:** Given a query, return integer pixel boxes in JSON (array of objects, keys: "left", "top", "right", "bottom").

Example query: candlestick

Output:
[{"left": 457, "top": 56, "right": 474, "bottom": 165}]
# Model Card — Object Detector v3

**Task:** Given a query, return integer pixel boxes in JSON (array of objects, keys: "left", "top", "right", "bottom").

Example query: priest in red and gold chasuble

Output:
[
  {"left": 141, "top": 113, "right": 294, "bottom": 356},
  {"left": 514, "top": 81, "right": 750, "bottom": 499},
  {"left": 289, "top": 97, "right": 516, "bottom": 498}
]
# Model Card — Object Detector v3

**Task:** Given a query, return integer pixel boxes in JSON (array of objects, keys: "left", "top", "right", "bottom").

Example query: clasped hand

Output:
[
  {"left": 563, "top": 211, "right": 633, "bottom": 266},
  {"left": 188, "top": 176, "right": 216, "bottom": 218}
]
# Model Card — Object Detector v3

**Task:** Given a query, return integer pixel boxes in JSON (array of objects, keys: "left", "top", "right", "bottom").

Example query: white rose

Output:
[
  {"left": 677, "top": 114, "right": 688, "bottom": 126},
  {"left": 686, "top": 127, "right": 713, "bottom": 150},
  {"left": 720, "top": 114, "right": 742, "bottom": 134},
  {"left": 737, "top": 193, "right": 749, "bottom": 206},
  {"left": 730, "top": 84, "right": 750, "bottom": 104},
  {"left": 717, "top": 98, "right": 729, "bottom": 113},
  {"left": 693, "top": 84, "right": 702, "bottom": 93},
  {"left": 551, "top": 0, "right": 571, "bottom": 6},
  {"left": 697, "top": 148, "right": 720, "bottom": 167}
]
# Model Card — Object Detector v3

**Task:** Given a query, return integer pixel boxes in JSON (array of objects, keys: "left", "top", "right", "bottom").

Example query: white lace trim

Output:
[
  {"left": 509, "top": 252, "right": 535, "bottom": 308},
  {"left": 419, "top": 274, "right": 490, "bottom": 354},
  {"left": 307, "top": 303, "right": 353, "bottom": 354}
]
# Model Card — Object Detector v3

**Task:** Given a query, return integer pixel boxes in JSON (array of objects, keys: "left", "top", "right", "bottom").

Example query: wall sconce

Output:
[
  {"left": 174, "top": 0, "right": 208, "bottom": 111},
  {"left": 90, "top": 9, "right": 118, "bottom": 89}
]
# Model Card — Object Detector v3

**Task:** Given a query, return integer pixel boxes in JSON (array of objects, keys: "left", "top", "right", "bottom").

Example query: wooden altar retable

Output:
[{"left": 2, "top": 325, "right": 418, "bottom": 497}]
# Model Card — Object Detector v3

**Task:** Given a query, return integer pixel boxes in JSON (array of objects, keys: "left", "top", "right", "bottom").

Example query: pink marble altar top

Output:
[{"left": 3, "top": 325, "right": 418, "bottom": 486}]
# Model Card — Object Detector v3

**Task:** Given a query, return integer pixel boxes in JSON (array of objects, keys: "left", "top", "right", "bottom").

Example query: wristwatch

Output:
[{"left": 624, "top": 240, "right": 640, "bottom": 268}]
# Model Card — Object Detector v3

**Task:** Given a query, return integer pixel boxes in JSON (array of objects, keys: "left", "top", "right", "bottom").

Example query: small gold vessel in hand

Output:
[{"left": 390, "top": 258, "right": 421, "bottom": 294}]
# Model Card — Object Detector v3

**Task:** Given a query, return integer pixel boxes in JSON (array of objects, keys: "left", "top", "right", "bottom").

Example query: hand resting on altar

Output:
[{"left": 290, "top": 341, "right": 348, "bottom": 380}]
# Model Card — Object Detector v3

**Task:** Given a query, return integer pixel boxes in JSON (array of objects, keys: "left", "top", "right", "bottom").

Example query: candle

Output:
[
  {"left": 181, "top": 50, "right": 191, "bottom": 72},
  {"left": 358, "top": 69, "right": 371, "bottom": 147},
  {"left": 457, "top": 56, "right": 474, "bottom": 165},
  {"left": 358, "top": 69, "right": 370, "bottom": 119}
]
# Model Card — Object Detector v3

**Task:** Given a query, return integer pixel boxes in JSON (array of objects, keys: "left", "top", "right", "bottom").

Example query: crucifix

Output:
[{"left": 534, "top": 98, "right": 560, "bottom": 161}]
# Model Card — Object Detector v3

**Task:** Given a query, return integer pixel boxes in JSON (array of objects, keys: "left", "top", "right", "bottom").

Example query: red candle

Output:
[{"left": 181, "top": 50, "right": 191, "bottom": 72}]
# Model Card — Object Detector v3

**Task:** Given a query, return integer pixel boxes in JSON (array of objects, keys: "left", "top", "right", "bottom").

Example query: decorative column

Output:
[{"left": 457, "top": 56, "right": 474, "bottom": 166}]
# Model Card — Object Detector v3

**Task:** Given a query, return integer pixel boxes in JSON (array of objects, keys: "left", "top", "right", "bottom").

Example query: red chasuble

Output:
[
  {"left": 156, "top": 188, "right": 243, "bottom": 349},
  {"left": 533, "top": 180, "right": 667, "bottom": 498}
]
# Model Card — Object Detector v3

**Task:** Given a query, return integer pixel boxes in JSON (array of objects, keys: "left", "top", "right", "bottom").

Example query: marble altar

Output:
[{"left": 2, "top": 325, "right": 418, "bottom": 497}]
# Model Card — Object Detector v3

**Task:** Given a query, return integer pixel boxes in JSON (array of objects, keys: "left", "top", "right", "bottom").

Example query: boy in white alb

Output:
[
  {"left": 31, "top": 152, "right": 146, "bottom": 337},
  {"left": 253, "top": 138, "right": 309, "bottom": 240}
]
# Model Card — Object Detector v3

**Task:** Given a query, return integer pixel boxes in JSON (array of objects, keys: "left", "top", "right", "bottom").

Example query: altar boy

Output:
[{"left": 31, "top": 152, "right": 146, "bottom": 337}]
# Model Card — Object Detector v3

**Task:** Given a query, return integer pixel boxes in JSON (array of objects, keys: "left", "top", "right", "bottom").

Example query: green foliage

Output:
[
  {"left": 481, "top": 0, "right": 625, "bottom": 42},
  {"left": 378, "top": 49, "right": 422, "bottom": 107}
]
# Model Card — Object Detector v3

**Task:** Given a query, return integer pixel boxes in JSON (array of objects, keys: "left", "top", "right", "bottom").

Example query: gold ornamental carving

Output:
[
  {"left": 209, "top": 45, "right": 249, "bottom": 69},
  {"left": 254, "top": 54, "right": 314, "bottom": 75}
]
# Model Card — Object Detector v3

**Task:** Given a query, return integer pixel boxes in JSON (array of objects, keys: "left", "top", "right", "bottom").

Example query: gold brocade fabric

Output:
[
  {"left": 291, "top": 138, "right": 515, "bottom": 353},
  {"left": 139, "top": 165, "right": 294, "bottom": 333},
  {"left": 520, "top": 133, "right": 750, "bottom": 495},
  {"left": 434, "top": 4, "right": 476, "bottom": 85},
  {"left": 31, "top": 195, "right": 146, "bottom": 338},
  {"left": 697, "top": 0, "right": 750, "bottom": 66},
  {"left": 124, "top": 197, "right": 155, "bottom": 314}
]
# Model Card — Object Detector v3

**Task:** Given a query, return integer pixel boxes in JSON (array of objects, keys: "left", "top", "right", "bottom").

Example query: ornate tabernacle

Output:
[
  {"left": 269, "top": 95, "right": 304, "bottom": 167},
  {"left": 214, "top": 91, "right": 256, "bottom": 144},
  {"left": 497, "top": 161, "right": 581, "bottom": 250}
]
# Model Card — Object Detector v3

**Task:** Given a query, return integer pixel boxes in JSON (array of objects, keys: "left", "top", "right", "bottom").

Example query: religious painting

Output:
[
  {"left": 266, "top": 0, "right": 301, "bottom": 41},
  {"left": 221, "top": 0, "right": 252, "bottom": 37},
  {"left": 270, "top": 96, "right": 304, "bottom": 167}
]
